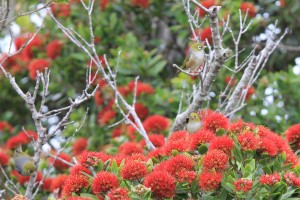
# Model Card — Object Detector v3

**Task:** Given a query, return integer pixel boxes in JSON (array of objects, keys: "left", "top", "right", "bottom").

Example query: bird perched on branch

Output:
[
  {"left": 187, "top": 112, "right": 202, "bottom": 133},
  {"left": 181, "top": 41, "right": 206, "bottom": 74},
  {"left": 13, "top": 147, "right": 36, "bottom": 176}
]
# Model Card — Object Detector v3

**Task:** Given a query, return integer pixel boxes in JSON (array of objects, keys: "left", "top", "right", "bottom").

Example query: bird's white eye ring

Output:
[{"left": 198, "top": 46, "right": 202, "bottom": 49}]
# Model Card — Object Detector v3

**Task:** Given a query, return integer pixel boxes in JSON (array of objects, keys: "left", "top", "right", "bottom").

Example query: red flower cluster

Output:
[
  {"left": 143, "top": 115, "right": 170, "bottom": 133},
  {"left": 203, "top": 150, "right": 229, "bottom": 172},
  {"left": 73, "top": 138, "right": 88, "bottom": 156},
  {"left": 238, "top": 131, "right": 259, "bottom": 151},
  {"left": 97, "top": 108, "right": 116, "bottom": 125},
  {"left": 285, "top": 124, "right": 300, "bottom": 150},
  {"left": 198, "top": 171, "right": 223, "bottom": 191},
  {"left": 121, "top": 160, "right": 148, "bottom": 180},
  {"left": 107, "top": 188, "right": 130, "bottom": 200},
  {"left": 130, "top": 103, "right": 149, "bottom": 121},
  {"left": 0, "top": 121, "right": 13, "bottom": 132},
  {"left": 259, "top": 173, "right": 281, "bottom": 186},
  {"left": 165, "top": 131, "right": 191, "bottom": 154},
  {"left": 234, "top": 179, "right": 253, "bottom": 192},
  {"left": 118, "top": 142, "right": 143, "bottom": 156},
  {"left": 209, "top": 135, "right": 234, "bottom": 154},
  {"left": 198, "top": 0, "right": 216, "bottom": 17},
  {"left": 62, "top": 175, "right": 89, "bottom": 196},
  {"left": 128, "top": 81, "right": 155, "bottom": 97},
  {"left": 51, "top": 3, "right": 71, "bottom": 17},
  {"left": 190, "top": 129, "right": 215, "bottom": 150},
  {"left": 284, "top": 172, "right": 300, "bottom": 187},
  {"left": 28, "top": 59, "right": 50, "bottom": 79},
  {"left": 200, "top": 26, "right": 213, "bottom": 44},
  {"left": 70, "top": 165, "right": 91, "bottom": 177},
  {"left": 46, "top": 40, "right": 62, "bottom": 59},
  {"left": 131, "top": 0, "right": 150, "bottom": 9},
  {"left": 100, "top": 0, "right": 110, "bottom": 11},
  {"left": 202, "top": 112, "right": 229, "bottom": 132},
  {"left": 240, "top": 2, "right": 256, "bottom": 17},
  {"left": 51, "top": 174, "right": 68, "bottom": 193},
  {"left": 49, "top": 152, "right": 72, "bottom": 170},
  {"left": 78, "top": 151, "right": 110, "bottom": 167},
  {"left": 0, "top": 151, "right": 9, "bottom": 166},
  {"left": 6, "top": 130, "right": 37, "bottom": 149},
  {"left": 144, "top": 171, "right": 176, "bottom": 198},
  {"left": 92, "top": 171, "right": 119, "bottom": 194},
  {"left": 165, "top": 155, "right": 195, "bottom": 182},
  {"left": 140, "top": 134, "right": 165, "bottom": 148}
]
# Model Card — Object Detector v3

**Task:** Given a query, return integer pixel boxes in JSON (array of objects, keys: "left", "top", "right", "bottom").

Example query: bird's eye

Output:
[{"left": 198, "top": 46, "right": 202, "bottom": 49}]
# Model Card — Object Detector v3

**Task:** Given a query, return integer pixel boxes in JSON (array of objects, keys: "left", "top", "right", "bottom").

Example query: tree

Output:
[{"left": 0, "top": 0, "right": 299, "bottom": 199}]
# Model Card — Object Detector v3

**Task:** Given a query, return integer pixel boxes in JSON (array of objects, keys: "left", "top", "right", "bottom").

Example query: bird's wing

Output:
[{"left": 182, "top": 51, "right": 191, "bottom": 69}]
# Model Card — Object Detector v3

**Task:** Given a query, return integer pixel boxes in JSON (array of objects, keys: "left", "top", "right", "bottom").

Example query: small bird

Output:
[
  {"left": 182, "top": 41, "right": 206, "bottom": 74},
  {"left": 13, "top": 147, "right": 36, "bottom": 176},
  {"left": 187, "top": 112, "right": 202, "bottom": 134}
]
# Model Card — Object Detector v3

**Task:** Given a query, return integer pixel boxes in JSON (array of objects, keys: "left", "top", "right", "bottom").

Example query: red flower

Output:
[
  {"left": 229, "top": 120, "right": 255, "bottom": 133},
  {"left": 0, "top": 152, "right": 9, "bottom": 166},
  {"left": 259, "top": 173, "right": 280, "bottom": 186},
  {"left": 78, "top": 151, "right": 110, "bottom": 167},
  {"left": 73, "top": 138, "right": 88, "bottom": 156},
  {"left": 240, "top": 2, "right": 256, "bottom": 18},
  {"left": 165, "top": 131, "right": 191, "bottom": 154},
  {"left": 245, "top": 86, "right": 255, "bottom": 100},
  {"left": 6, "top": 134, "right": 28, "bottom": 149},
  {"left": 234, "top": 179, "right": 253, "bottom": 192},
  {"left": 198, "top": 0, "right": 216, "bottom": 17},
  {"left": 28, "top": 59, "right": 50, "bottom": 79},
  {"left": 284, "top": 172, "right": 300, "bottom": 187},
  {"left": 67, "top": 197, "right": 93, "bottom": 200},
  {"left": 51, "top": 3, "right": 71, "bottom": 17},
  {"left": 258, "top": 138, "right": 278, "bottom": 156},
  {"left": 131, "top": 0, "right": 150, "bottom": 8},
  {"left": 202, "top": 112, "right": 229, "bottom": 132},
  {"left": 62, "top": 175, "right": 89, "bottom": 197},
  {"left": 12, "top": 170, "right": 42, "bottom": 185},
  {"left": 169, "top": 130, "right": 189, "bottom": 142},
  {"left": 209, "top": 135, "right": 234, "bottom": 154},
  {"left": 284, "top": 149, "right": 299, "bottom": 167},
  {"left": 121, "top": 160, "right": 148, "bottom": 180},
  {"left": 97, "top": 108, "right": 116, "bottom": 125},
  {"left": 198, "top": 171, "right": 223, "bottom": 191},
  {"left": 238, "top": 131, "right": 259, "bottom": 151},
  {"left": 166, "top": 155, "right": 195, "bottom": 183},
  {"left": 200, "top": 26, "right": 213, "bottom": 44},
  {"left": 51, "top": 174, "right": 68, "bottom": 193},
  {"left": 203, "top": 150, "right": 229, "bottom": 172},
  {"left": 140, "top": 134, "right": 165, "bottom": 148},
  {"left": 128, "top": 81, "right": 155, "bottom": 96},
  {"left": 148, "top": 147, "right": 166, "bottom": 159},
  {"left": 129, "top": 103, "right": 149, "bottom": 121},
  {"left": 21, "top": 35, "right": 42, "bottom": 61},
  {"left": 92, "top": 171, "right": 119, "bottom": 194},
  {"left": 280, "top": 0, "right": 286, "bottom": 7},
  {"left": 17, "top": 130, "right": 38, "bottom": 142},
  {"left": 256, "top": 125, "right": 274, "bottom": 138},
  {"left": 69, "top": 165, "right": 91, "bottom": 177},
  {"left": 225, "top": 76, "right": 236, "bottom": 86},
  {"left": 143, "top": 115, "right": 170, "bottom": 133},
  {"left": 94, "top": 89, "right": 104, "bottom": 106},
  {"left": 46, "top": 40, "right": 62, "bottom": 59},
  {"left": 14, "top": 37, "right": 26, "bottom": 50},
  {"left": 0, "top": 121, "right": 13, "bottom": 132},
  {"left": 118, "top": 142, "right": 143, "bottom": 156},
  {"left": 190, "top": 129, "right": 215, "bottom": 150},
  {"left": 107, "top": 188, "right": 130, "bottom": 200},
  {"left": 144, "top": 171, "right": 176, "bottom": 199},
  {"left": 100, "top": 0, "right": 110, "bottom": 11},
  {"left": 42, "top": 178, "right": 53, "bottom": 192},
  {"left": 49, "top": 152, "right": 72, "bottom": 170},
  {"left": 285, "top": 124, "right": 300, "bottom": 150}
]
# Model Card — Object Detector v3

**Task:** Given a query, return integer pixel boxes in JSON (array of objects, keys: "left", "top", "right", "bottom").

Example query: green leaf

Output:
[
  {"left": 80, "top": 193, "right": 99, "bottom": 200},
  {"left": 198, "top": 144, "right": 208, "bottom": 155},
  {"left": 280, "top": 189, "right": 296, "bottom": 200}
]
